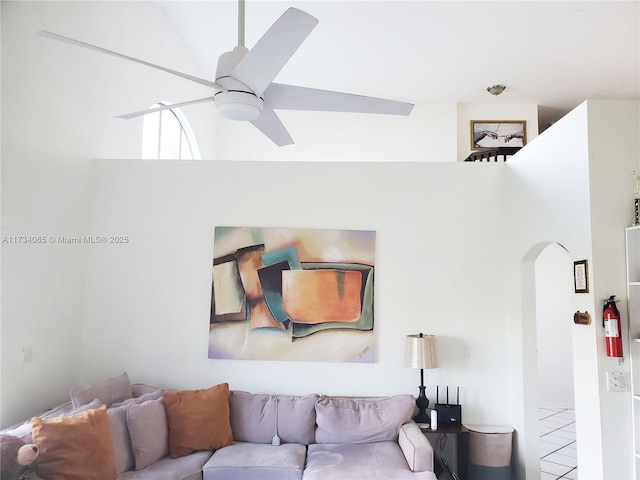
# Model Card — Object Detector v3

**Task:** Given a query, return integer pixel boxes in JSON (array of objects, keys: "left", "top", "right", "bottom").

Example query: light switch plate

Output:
[{"left": 606, "top": 371, "right": 627, "bottom": 392}]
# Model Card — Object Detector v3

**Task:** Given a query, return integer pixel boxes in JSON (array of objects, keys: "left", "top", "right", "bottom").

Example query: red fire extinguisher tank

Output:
[{"left": 603, "top": 295, "right": 623, "bottom": 358}]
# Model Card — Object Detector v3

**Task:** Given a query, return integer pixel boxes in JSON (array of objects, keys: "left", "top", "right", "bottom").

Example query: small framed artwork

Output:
[
  {"left": 573, "top": 260, "right": 589, "bottom": 293},
  {"left": 470, "top": 120, "right": 527, "bottom": 150}
]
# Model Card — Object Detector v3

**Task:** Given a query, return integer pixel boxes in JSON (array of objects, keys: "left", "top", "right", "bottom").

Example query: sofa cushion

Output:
[
  {"left": 31, "top": 404, "right": 117, "bottom": 480},
  {"left": 304, "top": 442, "right": 437, "bottom": 480},
  {"left": 202, "top": 441, "right": 305, "bottom": 480},
  {"left": 229, "top": 391, "right": 317, "bottom": 445},
  {"left": 163, "top": 383, "right": 234, "bottom": 458},
  {"left": 127, "top": 398, "right": 169, "bottom": 470},
  {"left": 116, "top": 450, "right": 212, "bottom": 480},
  {"left": 71, "top": 372, "right": 132, "bottom": 408},
  {"left": 314, "top": 395, "right": 415, "bottom": 444}
]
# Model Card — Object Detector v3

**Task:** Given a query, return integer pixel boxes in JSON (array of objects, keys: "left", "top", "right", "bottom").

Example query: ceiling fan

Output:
[{"left": 39, "top": 1, "right": 414, "bottom": 147}]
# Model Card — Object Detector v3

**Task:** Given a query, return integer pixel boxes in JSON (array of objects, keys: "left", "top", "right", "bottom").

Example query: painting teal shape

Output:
[
  {"left": 291, "top": 262, "right": 374, "bottom": 340},
  {"left": 257, "top": 261, "right": 290, "bottom": 324},
  {"left": 262, "top": 247, "right": 302, "bottom": 270}
]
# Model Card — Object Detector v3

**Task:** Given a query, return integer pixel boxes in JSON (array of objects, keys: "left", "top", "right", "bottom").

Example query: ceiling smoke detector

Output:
[{"left": 487, "top": 84, "right": 506, "bottom": 96}]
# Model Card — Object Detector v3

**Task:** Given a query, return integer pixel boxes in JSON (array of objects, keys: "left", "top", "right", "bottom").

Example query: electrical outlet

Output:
[
  {"left": 606, "top": 371, "right": 627, "bottom": 392},
  {"left": 465, "top": 343, "right": 474, "bottom": 359},
  {"left": 21, "top": 347, "right": 32, "bottom": 363}
]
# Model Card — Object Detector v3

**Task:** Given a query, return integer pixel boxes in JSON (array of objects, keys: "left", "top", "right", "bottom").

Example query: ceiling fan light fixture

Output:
[
  {"left": 487, "top": 84, "right": 506, "bottom": 96},
  {"left": 214, "top": 91, "right": 264, "bottom": 121}
]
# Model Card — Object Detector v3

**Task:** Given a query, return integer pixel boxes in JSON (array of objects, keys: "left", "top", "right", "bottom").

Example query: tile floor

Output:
[{"left": 539, "top": 408, "right": 578, "bottom": 479}]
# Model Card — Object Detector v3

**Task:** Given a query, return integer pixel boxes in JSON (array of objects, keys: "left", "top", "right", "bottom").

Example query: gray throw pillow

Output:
[
  {"left": 107, "top": 404, "right": 135, "bottom": 474},
  {"left": 126, "top": 398, "right": 169, "bottom": 470}
]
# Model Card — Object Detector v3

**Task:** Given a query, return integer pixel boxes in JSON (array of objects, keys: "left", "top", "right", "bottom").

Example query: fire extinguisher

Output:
[{"left": 603, "top": 295, "right": 623, "bottom": 358}]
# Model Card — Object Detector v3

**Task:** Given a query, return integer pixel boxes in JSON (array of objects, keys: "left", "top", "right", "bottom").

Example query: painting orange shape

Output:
[
  {"left": 236, "top": 244, "right": 283, "bottom": 330},
  {"left": 282, "top": 270, "right": 362, "bottom": 323}
]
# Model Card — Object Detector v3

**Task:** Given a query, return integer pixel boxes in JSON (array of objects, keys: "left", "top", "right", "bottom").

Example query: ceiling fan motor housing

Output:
[{"left": 216, "top": 46, "right": 249, "bottom": 79}]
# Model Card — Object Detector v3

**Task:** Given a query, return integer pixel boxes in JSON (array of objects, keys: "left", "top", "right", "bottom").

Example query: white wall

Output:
[
  {"left": 2, "top": 1, "right": 542, "bottom": 429},
  {"left": 78, "top": 103, "right": 636, "bottom": 480},
  {"left": 216, "top": 102, "right": 459, "bottom": 162},
  {"left": 504, "top": 100, "right": 639, "bottom": 479},
  {"left": 217, "top": 100, "right": 541, "bottom": 163},
  {"left": 0, "top": 0, "right": 217, "bottom": 428},
  {"left": 536, "top": 243, "right": 575, "bottom": 408},
  {"left": 586, "top": 100, "right": 639, "bottom": 479},
  {"left": 80, "top": 160, "right": 514, "bottom": 425},
  {"left": 4, "top": 3, "right": 636, "bottom": 478}
]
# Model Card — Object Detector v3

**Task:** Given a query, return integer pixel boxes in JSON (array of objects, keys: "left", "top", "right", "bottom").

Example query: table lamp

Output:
[{"left": 405, "top": 333, "right": 438, "bottom": 424}]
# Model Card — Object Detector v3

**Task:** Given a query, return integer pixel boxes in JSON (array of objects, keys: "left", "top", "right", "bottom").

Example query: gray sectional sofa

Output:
[
  {"left": 206, "top": 391, "right": 436, "bottom": 480},
  {"left": 2, "top": 374, "right": 436, "bottom": 480}
]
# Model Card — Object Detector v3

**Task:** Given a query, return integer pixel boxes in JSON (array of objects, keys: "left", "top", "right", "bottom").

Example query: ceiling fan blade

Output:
[
  {"left": 116, "top": 97, "right": 213, "bottom": 119},
  {"left": 250, "top": 106, "right": 294, "bottom": 146},
  {"left": 39, "top": 30, "right": 223, "bottom": 91},
  {"left": 230, "top": 8, "right": 318, "bottom": 96},
  {"left": 265, "top": 83, "right": 414, "bottom": 115}
]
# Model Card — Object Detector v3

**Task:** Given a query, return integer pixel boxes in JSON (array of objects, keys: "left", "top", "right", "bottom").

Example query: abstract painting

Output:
[{"left": 209, "top": 226, "right": 375, "bottom": 362}]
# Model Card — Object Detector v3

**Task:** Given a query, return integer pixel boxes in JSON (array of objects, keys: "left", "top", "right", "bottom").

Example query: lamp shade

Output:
[{"left": 405, "top": 334, "right": 438, "bottom": 369}]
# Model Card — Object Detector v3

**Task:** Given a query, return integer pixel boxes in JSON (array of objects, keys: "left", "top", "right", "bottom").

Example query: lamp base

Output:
[
  {"left": 414, "top": 385, "right": 430, "bottom": 424},
  {"left": 413, "top": 411, "right": 431, "bottom": 424}
]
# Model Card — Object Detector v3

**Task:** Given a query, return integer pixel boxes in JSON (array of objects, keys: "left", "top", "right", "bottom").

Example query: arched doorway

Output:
[{"left": 521, "top": 242, "right": 575, "bottom": 478}]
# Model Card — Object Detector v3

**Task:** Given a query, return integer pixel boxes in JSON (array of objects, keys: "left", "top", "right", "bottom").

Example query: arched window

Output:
[{"left": 141, "top": 102, "right": 201, "bottom": 160}]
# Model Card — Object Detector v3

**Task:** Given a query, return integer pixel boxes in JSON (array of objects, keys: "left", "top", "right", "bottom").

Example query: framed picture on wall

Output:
[
  {"left": 470, "top": 120, "right": 527, "bottom": 150},
  {"left": 573, "top": 259, "right": 589, "bottom": 293}
]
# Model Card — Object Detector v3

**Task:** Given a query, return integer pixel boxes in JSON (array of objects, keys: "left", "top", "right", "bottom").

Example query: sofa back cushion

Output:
[
  {"left": 314, "top": 395, "right": 415, "bottom": 444},
  {"left": 70, "top": 372, "right": 132, "bottom": 408},
  {"left": 230, "top": 391, "right": 318, "bottom": 445},
  {"left": 131, "top": 383, "right": 167, "bottom": 397},
  {"left": 110, "top": 389, "right": 163, "bottom": 408}
]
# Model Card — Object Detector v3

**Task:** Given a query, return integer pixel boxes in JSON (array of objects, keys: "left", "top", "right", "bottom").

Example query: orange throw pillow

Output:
[
  {"left": 163, "top": 382, "right": 234, "bottom": 458},
  {"left": 31, "top": 404, "right": 116, "bottom": 480}
]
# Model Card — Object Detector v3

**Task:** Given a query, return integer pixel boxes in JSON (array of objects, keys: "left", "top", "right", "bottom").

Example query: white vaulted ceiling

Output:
[{"left": 157, "top": 1, "right": 640, "bottom": 128}]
